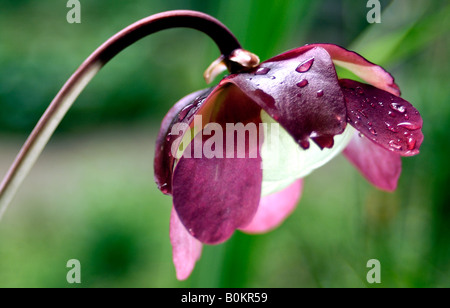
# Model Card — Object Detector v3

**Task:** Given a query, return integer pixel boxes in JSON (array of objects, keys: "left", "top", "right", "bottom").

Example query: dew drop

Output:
[
  {"left": 390, "top": 102, "right": 406, "bottom": 113},
  {"left": 165, "top": 135, "right": 171, "bottom": 142},
  {"left": 385, "top": 122, "right": 398, "bottom": 133},
  {"left": 270, "top": 76, "right": 276, "bottom": 80},
  {"left": 397, "top": 122, "right": 421, "bottom": 130},
  {"left": 299, "top": 139, "right": 310, "bottom": 149},
  {"left": 296, "top": 57, "right": 314, "bottom": 73},
  {"left": 378, "top": 101, "right": 384, "bottom": 107},
  {"left": 367, "top": 121, "right": 373, "bottom": 126},
  {"left": 407, "top": 137, "right": 416, "bottom": 150},
  {"left": 159, "top": 183, "right": 169, "bottom": 194},
  {"left": 404, "top": 113, "right": 409, "bottom": 120},
  {"left": 389, "top": 140, "right": 403, "bottom": 151},
  {"left": 357, "top": 109, "right": 368, "bottom": 118},
  {"left": 296, "top": 79, "right": 309, "bottom": 88},
  {"left": 255, "top": 67, "right": 270, "bottom": 75},
  {"left": 388, "top": 111, "right": 396, "bottom": 118},
  {"left": 369, "top": 127, "right": 377, "bottom": 136},
  {"left": 356, "top": 87, "right": 364, "bottom": 95},
  {"left": 316, "top": 89, "right": 324, "bottom": 97},
  {"left": 178, "top": 104, "right": 194, "bottom": 121}
]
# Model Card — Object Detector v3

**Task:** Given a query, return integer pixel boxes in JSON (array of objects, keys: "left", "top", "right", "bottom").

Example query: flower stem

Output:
[{"left": 0, "top": 10, "right": 245, "bottom": 218}]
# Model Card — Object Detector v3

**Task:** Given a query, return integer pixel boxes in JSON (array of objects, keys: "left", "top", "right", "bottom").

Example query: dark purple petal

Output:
[
  {"left": 344, "top": 132, "right": 401, "bottom": 191},
  {"left": 172, "top": 85, "right": 263, "bottom": 244},
  {"left": 269, "top": 43, "right": 401, "bottom": 96},
  {"left": 154, "top": 88, "right": 213, "bottom": 195},
  {"left": 225, "top": 46, "right": 346, "bottom": 149},
  {"left": 170, "top": 208, "right": 203, "bottom": 280},
  {"left": 172, "top": 133, "right": 262, "bottom": 244},
  {"left": 341, "top": 79, "right": 423, "bottom": 156},
  {"left": 240, "top": 179, "right": 303, "bottom": 234}
]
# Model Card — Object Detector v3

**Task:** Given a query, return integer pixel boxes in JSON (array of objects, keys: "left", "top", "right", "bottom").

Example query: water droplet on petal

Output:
[
  {"left": 389, "top": 140, "right": 403, "bottom": 151},
  {"left": 356, "top": 87, "right": 364, "bottom": 95},
  {"left": 367, "top": 121, "right": 373, "bottom": 126},
  {"left": 270, "top": 76, "right": 276, "bottom": 80},
  {"left": 407, "top": 137, "right": 416, "bottom": 150},
  {"left": 299, "top": 139, "right": 310, "bottom": 149},
  {"left": 404, "top": 113, "right": 409, "bottom": 120},
  {"left": 390, "top": 102, "right": 406, "bottom": 113},
  {"left": 385, "top": 122, "right": 398, "bottom": 133},
  {"left": 255, "top": 67, "right": 270, "bottom": 75},
  {"left": 296, "top": 58, "right": 314, "bottom": 73},
  {"left": 296, "top": 79, "right": 309, "bottom": 88},
  {"left": 358, "top": 109, "right": 367, "bottom": 118},
  {"left": 159, "top": 183, "right": 169, "bottom": 194},
  {"left": 378, "top": 101, "right": 384, "bottom": 107},
  {"left": 316, "top": 89, "right": 324, "bottom": 97},
  {"left": 388, "top": 111, "right": 396, "bottom": 118},
  {"left": 397, "top": 122, "right": 421, "bottom": 130},
  {"left": 369, "top": 127, "right": 377, "bottom": 136},
  {"left": 178, "top": 104, "right": 194, "bottom": 121}
]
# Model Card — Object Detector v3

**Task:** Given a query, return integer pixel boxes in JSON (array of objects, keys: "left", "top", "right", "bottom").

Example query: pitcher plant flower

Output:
[{"left": 0, "top": 11, "right": 423, "bottom": 280}]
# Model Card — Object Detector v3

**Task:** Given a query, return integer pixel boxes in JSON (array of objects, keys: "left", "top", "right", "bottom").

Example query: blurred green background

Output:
[{"left": 0, "top": 0, "right": 448, "bottom": 288}]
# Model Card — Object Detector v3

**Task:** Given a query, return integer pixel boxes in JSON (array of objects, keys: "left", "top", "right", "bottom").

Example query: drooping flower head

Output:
[{"left": 155, "top": 43, "right": 423, "bottom": 279}]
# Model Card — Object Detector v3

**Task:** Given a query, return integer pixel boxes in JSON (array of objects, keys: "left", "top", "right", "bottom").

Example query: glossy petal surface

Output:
[
  {"left": 341, "top": 79, "right": 423, "bottom": 156},
  {"left": 225, "top": 47, "right": 347, "bottom": 150},
  {"left": 269, "top": 43, "right": 401, "bottom": 95}
]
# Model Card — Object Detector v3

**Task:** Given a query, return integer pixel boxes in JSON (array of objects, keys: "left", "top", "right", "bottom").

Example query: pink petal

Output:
[
  {"left": 240, "top": 179, "right": 303, "bottom": 234},
  {"left": 343, "top": 132, "right": 401, "bottom": 191},
  {"left": 341, "top": 79, "right": 423, "bottom": 157},
  {"left": 225, "top": 46, "right": 347, "bottom": 150},
  {"left": 269, "top": 43, "right": 401, "bottom": 96},
  {"left": 170, "top": 208, "right": 203, "bottom": 281},
  {"left": 154, "top": 88, "right": 213, "bottom": 195}
]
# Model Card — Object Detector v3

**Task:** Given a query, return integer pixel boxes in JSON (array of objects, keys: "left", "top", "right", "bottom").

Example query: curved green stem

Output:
[{"left": 0, "top": 10, "right": 245, "bottom": 218}]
